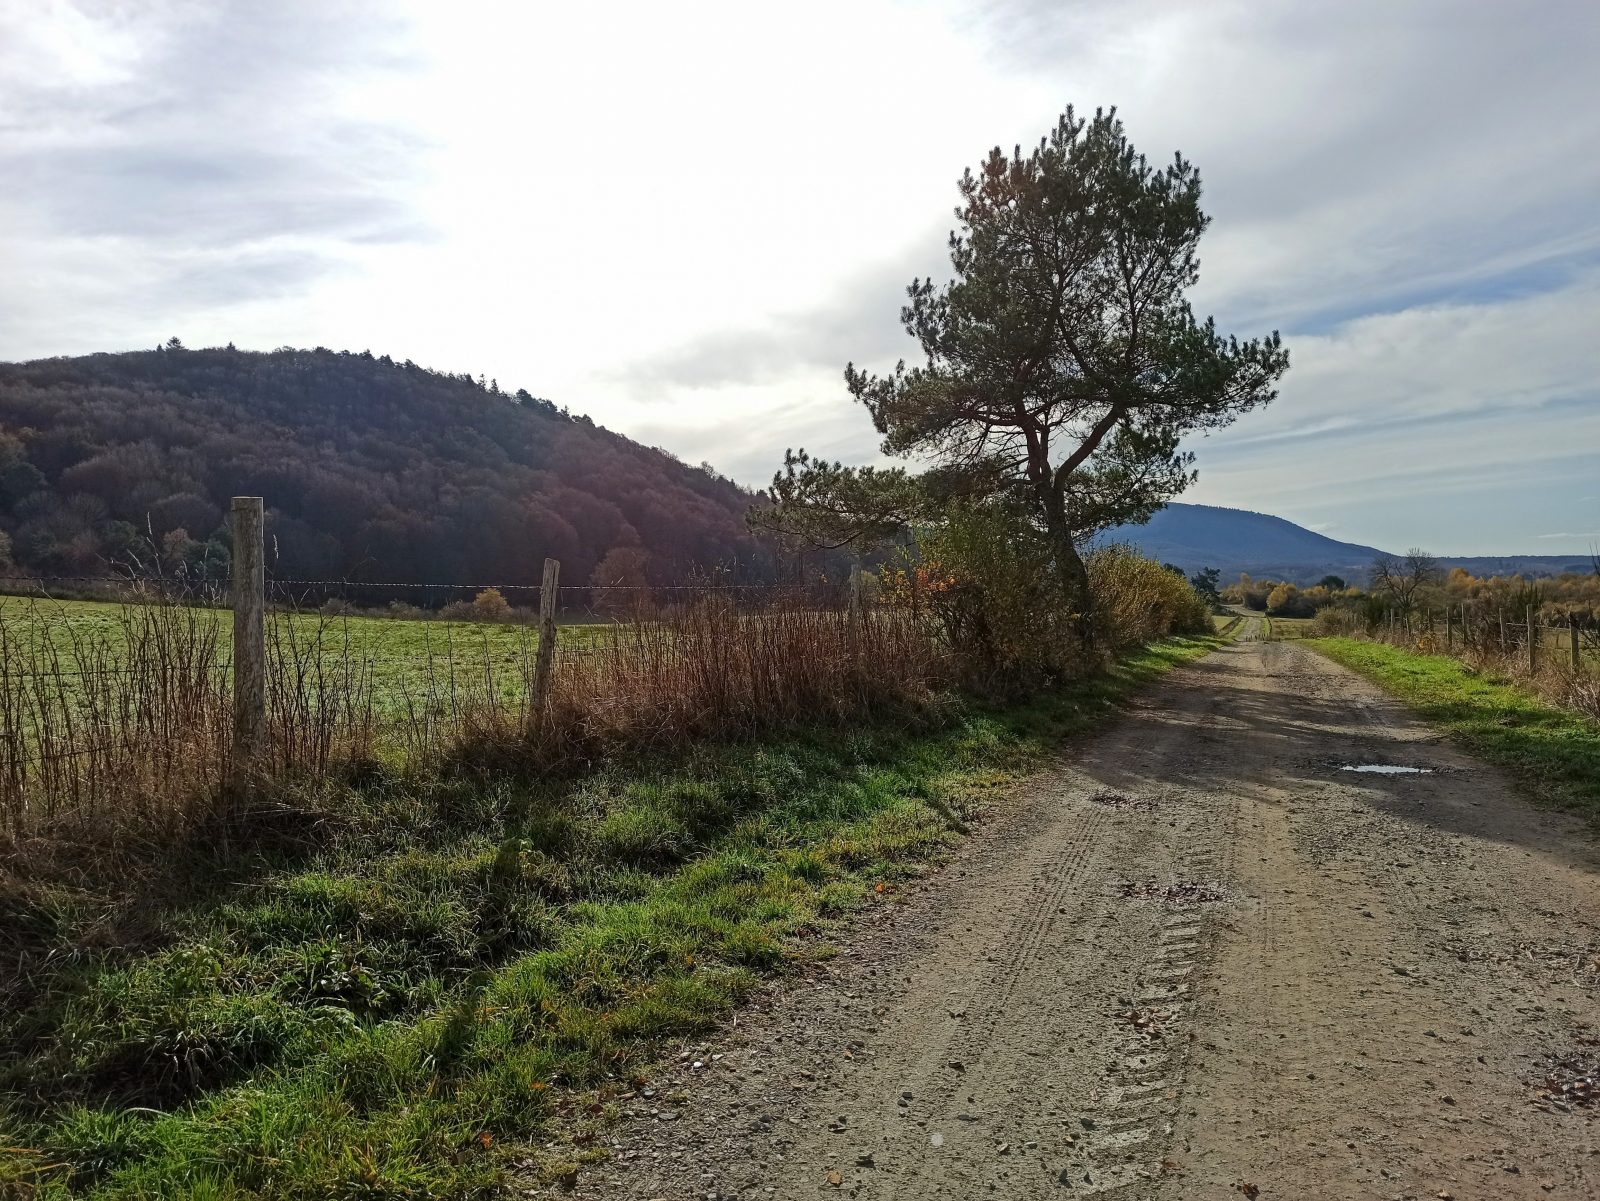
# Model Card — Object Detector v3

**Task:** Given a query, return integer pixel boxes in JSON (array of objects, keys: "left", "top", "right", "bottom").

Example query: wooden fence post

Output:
[
  {"left": 1498, "top": 609, "right": 1507, "bottom": 651},
  {"left": 1445, "top": 606, "right": 1453, "bottom": 651},
  {"left": 230, "top": 496, "right": 266, "bottom": 795},
  {"left": 1526, "top": 604, "right": 1537, "bottom": 673},
  {"left": 848, "top": 563, "right": 864, "bottom": 649},
  {"left": 531, "top": 558, "right": 561, "bottom": 712},
  {"left": 1573, "top": 617, "right": 1582, "bottom": 672}
]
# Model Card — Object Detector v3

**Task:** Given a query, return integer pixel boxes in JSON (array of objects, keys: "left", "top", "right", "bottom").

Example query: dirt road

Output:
[{"left": 569, "top": 639, "right": 1600, "bottom": 1200}]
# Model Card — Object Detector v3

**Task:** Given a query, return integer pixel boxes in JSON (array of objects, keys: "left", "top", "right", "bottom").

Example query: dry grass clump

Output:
[
  {"left": 1310, "top": 606, "right": 1362, "bottom": 637},
  {"left": 0, "top": 595, "right": 230, "bottom": 848},
  {"left": 460, "top": 591, "right": 947, "bottom": 769},
  {"left": 0, "top": 594, "right": 395, "bottom": 871}
]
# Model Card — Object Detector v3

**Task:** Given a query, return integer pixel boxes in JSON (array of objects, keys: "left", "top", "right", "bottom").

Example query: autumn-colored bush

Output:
[
  {"left": 438, "top": 587, "right": 522, "bottom": 623},
  {"left": 1088, "top": 544, "right": 1211, "bottom": 649}
]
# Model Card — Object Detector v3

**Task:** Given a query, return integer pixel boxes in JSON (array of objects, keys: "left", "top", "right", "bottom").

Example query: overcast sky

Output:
[{"left": 3, "top": 0, "right": 1598, "bottom": 556}]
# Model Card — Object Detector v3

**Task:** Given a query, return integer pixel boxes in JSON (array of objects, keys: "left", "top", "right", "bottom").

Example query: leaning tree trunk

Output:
[{"left": 1042, "top": 490, "right": 1097, "bottom": 663}]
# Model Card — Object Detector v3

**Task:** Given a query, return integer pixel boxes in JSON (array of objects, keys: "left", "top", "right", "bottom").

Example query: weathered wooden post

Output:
[
  {"left": 1499, "top": 609, "right": 1507, "bottom": 652},
  {"left": 1445, "top": 606, "right": 1453, "bottom": 651},
  {"left": 847, "top": 562, "right": 864, "bottom": 652},
  {"left": 230, "top": 496, "right": 266, "bottom": 796},
  {"left": 1526, "top": 604, "right": 1537, "bottom": 673},
  {"left": 531, "top": 558, "right": 561, "bottom": 712},
  {"left": 1573, "top": 617, "right": 1583, "bottom": 672}
]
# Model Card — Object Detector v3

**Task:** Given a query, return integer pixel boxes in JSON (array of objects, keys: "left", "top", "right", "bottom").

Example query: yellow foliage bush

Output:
[
  {"left": 471, "top": 587, "right": 512, "bottom": 621},
  {"left": 1088, "top": 545, "right": 1211, "bottom": 650}
]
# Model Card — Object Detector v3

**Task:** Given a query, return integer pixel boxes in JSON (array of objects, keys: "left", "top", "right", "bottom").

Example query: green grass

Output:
[
  {"left": 0, "top": 635, "right": 1219, "bottom": 1199},
  {"left": 0, "top": 595, "right": 612, "bottom": 713},
  {"left": 1308, "top": 637, "right": 1600, "bottom": 826}
]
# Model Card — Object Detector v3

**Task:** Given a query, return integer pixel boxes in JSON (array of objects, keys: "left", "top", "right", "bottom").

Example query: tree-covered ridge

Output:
[{"left": 0, "top": 345, "right": 771, "bottom": 587}]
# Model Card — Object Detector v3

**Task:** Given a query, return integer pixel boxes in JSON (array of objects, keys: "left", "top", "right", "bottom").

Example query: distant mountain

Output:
[
  {"left": 1099, "top": 503, "right": 1591, "bottom": 584},
  {"left": 0, "top": 346, "right": 777, "bottom": 591}
]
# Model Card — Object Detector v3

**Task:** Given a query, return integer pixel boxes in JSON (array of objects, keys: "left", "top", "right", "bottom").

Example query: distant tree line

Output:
[{"left": 1222, "top": 547, "right": 1600, "bottom": 626}]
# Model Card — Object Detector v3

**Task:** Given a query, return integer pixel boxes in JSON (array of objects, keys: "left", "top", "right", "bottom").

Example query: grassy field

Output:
[
  {"left": 0, "top": 634, "right": 1221, "bottom": 1200},
  {"left": 1308, "top": 637, "right": 1600, "bottom": 827},
  {"left": 0, "top": 595, "right": 607, "bottom": 712}
]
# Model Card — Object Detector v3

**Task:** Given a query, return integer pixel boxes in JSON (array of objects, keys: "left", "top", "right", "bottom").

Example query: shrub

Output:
[
  {"left": 887, "top": 507, "right": 1208, "bottom": 693},
  {"left": 439, "top": 588, "right": 520, "bottom": 623},
  {"left": 1089, "top": 545, "right": 1211, "bottom": 649},
  {"left": 1311, "top": 606, "right": 1360, "bottom": 637},
  {"left": 471, "top": 588, "right": 511, "bottom": 621},
  {"left": 1266, "top": 582, "right": 1320, "bottom": 618},
  {"left": 895, "top": 504, "right": 1080, "bottom": 691}
]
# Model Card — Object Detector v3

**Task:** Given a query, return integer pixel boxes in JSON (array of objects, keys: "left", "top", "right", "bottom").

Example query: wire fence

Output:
[
  {"left": 1378, "top": 604, "right": 1600, "bottom": 666},
  {"left": 0, "top": 511, "right": 934, "bottom": 844}
]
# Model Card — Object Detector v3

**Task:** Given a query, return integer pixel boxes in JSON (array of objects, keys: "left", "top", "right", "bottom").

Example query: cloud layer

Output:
[
  {"left": 1, "top": 0, "right": 1596, "bottom": 554},
  {"left": 0, "top": 1, "right": 426, "bottom": 346}
]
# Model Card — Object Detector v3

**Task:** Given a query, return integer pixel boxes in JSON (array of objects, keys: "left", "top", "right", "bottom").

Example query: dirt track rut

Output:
[{"left": 559, "top": 639, "right": 1600, "bottom": 1200}]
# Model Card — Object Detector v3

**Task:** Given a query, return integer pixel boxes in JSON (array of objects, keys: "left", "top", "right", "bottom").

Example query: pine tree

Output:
[{"left": 763, "top": 106, "right": 1288, "bottom": 637}]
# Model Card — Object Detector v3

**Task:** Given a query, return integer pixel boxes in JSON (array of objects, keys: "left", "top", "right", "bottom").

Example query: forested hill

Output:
[
  {"left": 0, "top": 346, "right": 770, "bottom": 587},
  {"left": 1097, "top": 503, "right": 1384, "bottom": 580}
]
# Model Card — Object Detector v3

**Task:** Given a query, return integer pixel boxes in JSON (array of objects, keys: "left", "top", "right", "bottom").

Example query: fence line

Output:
[
  {"left": 1, "top": 496, "right": 920, "bottom": 839},
  {"left": 1378, "top": 603, "right": 1600, "bottom": 675}
]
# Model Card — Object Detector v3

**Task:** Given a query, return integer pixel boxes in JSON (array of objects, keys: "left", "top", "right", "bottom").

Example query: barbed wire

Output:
[{"left": 1, "top": 572, "right": 852, "bottom": 594}]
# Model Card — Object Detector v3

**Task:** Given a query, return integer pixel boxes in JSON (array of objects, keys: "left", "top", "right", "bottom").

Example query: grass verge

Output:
[
  {"left": 1308, "top": 637, "right": 1600, "bottom": 826},
  {"left": 1, "top": 635, "right": 1219, "bottom": 1200}
]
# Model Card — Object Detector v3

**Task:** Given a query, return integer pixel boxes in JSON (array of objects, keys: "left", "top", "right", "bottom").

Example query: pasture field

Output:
[{"left": 0, "top": 594, "right": 613, "bottom": 713}]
